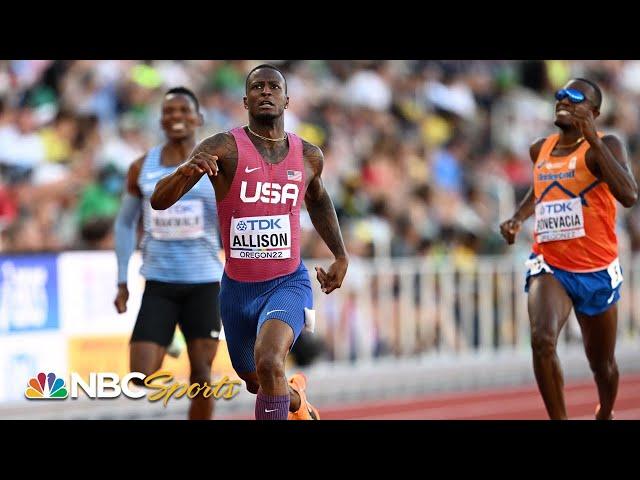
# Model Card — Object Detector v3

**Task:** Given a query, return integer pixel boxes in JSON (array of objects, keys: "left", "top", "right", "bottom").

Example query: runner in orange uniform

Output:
[{"left": 500, "top": 78, "right": 638, "bottom": 419}]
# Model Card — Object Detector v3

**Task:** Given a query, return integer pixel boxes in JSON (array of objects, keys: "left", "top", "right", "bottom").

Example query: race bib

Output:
[
  {"left": 535, "top": 197, "right": 585, "bottom": 243},
  {"left": 149, "top": 200, "right": 204, "bottom": 240},
  {"left": 230, "top": 214, "right": 291, "bottom": 260},
  {"left": 525, "top": 254, "right": 554, "bottom": 276},
  {"left": 607, "top": 258, "right": 623, "bottom": 289}
]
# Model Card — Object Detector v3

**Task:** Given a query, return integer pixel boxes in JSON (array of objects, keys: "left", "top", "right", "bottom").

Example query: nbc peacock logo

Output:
[{"left": 25, "top": 372, "right": 69, "bottom": 400}]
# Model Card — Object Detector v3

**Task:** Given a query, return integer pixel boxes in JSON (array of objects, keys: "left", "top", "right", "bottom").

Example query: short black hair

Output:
[
  {"left": 245, "top": 64, "right": 287, "bottom": 94},
  {"left": 164, "top": 86, "right": 200, "bottom": 112},
  {"left": 573, "top": 78, "right": 602, "bottom": 109}
]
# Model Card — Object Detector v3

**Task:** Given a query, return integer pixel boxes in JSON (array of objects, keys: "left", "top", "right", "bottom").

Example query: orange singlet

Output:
[{"left": 531, "top": 133, "right": 617, "bottom": 272}]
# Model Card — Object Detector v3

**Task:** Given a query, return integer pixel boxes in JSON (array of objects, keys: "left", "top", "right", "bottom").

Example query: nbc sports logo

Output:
[
  {"left": 22, "top": 370, "right": 241, "bottom": 404},
  {"left": 25, "top": 372, "right": 68, "bottom": 399}
]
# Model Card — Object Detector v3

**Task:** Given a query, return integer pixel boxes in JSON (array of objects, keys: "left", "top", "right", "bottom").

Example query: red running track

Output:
[{"left": 221, "top": 374, "right": 640, "bottom": 420}]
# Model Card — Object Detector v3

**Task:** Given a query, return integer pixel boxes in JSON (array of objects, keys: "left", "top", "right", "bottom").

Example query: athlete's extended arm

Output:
[
  {"left": 572, "top": 106, "right": 638, "bottom": 208},
  {"left": 499, "top": 138, "right": 545, "bottom": 245},
  {"left": 150, "top": 134, "right": 227, "bottom": 210},
  {"left": 114, "top": 157, "right": 143, "bottom": 313},
  {"left": 303, "top": 142, "right": 348, "bottom": 294}
]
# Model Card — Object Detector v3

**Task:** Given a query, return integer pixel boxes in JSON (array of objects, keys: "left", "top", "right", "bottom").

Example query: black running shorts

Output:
[{"left": 131, "top": 281, "right": 221, "bottom": 346}]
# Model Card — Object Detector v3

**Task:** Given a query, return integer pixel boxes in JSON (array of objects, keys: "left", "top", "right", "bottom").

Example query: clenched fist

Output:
[
  {"left": 500, "top": 218, "right": 522, "bottom": 245},
  {"left": 178, "top": 152, "right": 219, "bottom": 178}
]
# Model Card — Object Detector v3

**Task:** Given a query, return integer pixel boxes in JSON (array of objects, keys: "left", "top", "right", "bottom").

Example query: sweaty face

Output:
[
  {"left": 160, "top": 94, "right": 201, "bottom": 141},
  {"left": 554, "top": 80, "right": 600, "bottom": 128},
  {"left": 244, "top": 69, "right": 288, "bottom": 120}
]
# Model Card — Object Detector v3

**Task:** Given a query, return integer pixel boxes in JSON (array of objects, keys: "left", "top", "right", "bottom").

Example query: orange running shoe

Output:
[
  {"left": 287, "top": 373, "right": 320, "bottom": 420},
  {"left": 595, "top": 404, "right": 615, "bottom": 420}
]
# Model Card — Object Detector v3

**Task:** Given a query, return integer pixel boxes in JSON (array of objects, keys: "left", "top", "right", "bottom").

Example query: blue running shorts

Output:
[{"left": 220, "top": 262, "right": 314, "bottom": 373}]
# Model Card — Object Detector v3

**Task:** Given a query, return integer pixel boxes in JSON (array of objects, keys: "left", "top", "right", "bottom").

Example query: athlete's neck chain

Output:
[
  {"left": 245, "top": 125, "right": 286, "bottom": 142},
  {"left": 556, "top": 136, "right": 585, "bottom": 149}
]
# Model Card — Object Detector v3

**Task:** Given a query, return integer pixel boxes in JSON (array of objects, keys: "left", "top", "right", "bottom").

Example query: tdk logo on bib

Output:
[
  {"left": 170, "top": 204, "right": 196, "bottom": 214},
  {"left": 240, "top": 181, "right": 299, "bottom": 206},
  {"left": 236, "top": 219, "right": 283, "bottom": 231},
  {"left": 538, "top": 202, "right": 574, "bottom": 215}
]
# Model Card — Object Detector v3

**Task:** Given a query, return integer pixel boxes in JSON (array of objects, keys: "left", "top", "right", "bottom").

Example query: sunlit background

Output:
[{"left": 1, "top": 60, "right": 639, "bottom": 419}]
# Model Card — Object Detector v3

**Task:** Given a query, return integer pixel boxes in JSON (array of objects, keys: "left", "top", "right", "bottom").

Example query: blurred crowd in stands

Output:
[{"left": 2, "top": 60, "right": 640, "bottom": 264}]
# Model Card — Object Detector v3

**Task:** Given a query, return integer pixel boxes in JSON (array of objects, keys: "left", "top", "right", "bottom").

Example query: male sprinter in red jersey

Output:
[
  {"left": 151, "top": 64, "right": 348, "bottom": 420},
  {"left": 500, "top": 78, "right": 638, "bottom": 420}
]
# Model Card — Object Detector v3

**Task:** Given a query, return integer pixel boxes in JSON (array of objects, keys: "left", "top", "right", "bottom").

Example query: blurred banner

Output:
[
  {"left": 0, "top": 251, "right": 234, "bottom": 403},
  {"left": 0, "top": 254, "right": 59, "bottom": 334}
]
